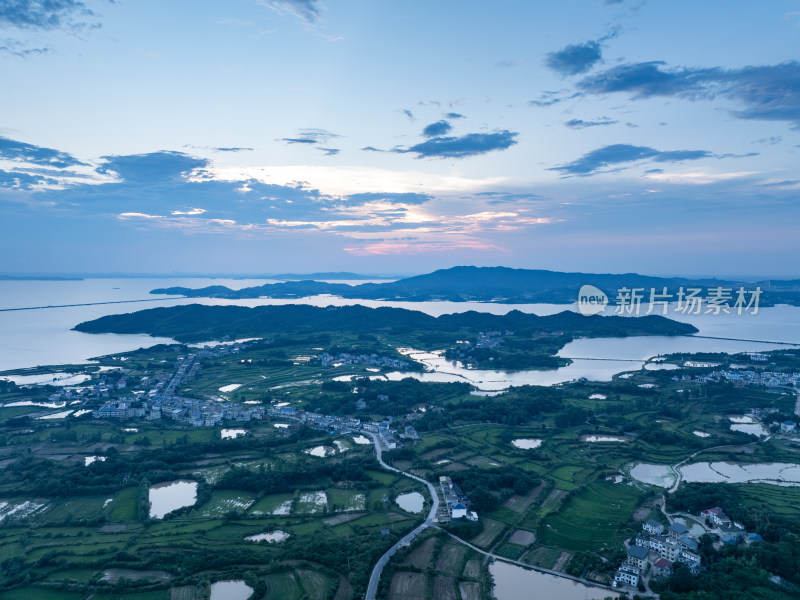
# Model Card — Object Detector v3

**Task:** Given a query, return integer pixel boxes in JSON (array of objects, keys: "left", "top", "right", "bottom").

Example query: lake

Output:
[
  {"left": 148, "top": 480, "right": 198, "bottom": 519},
  {"left": 210, "top": 580, "right": 253, "bottom": 600},
  {"left": 395, "top": 491, "right": 424, "bottom": 513},
  {"left": 1, "top": 278, "right": 799, "bottom": 380},
  {"left": 490, "top": 561, "right": 616, "bottom": 600}
]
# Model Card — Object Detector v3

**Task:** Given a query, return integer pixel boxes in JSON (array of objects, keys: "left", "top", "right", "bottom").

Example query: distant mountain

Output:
[
  {"left": 268, "top": 272, "right": 396, "bottom": 280},
  {"left": 149, "top": 265, "right": 793, "bottom": 305}
]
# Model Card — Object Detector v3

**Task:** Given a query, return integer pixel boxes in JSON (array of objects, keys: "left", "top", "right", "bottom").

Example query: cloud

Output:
[
  {"left": 445, "top": 112, "right": 465, "bottom": 119},
  {"left": 281, "top": 128, "right": 340, "bottom": 145},
  {"left": 0, "top": 39, "right": 51, "bottom": 57},
  {"left": 212, "top": 147, "right": 253, "bottom": 153},
  {"left": 98, "top": 151, "right": 209, "bottom": 183},
  {"left": 399, "top": 109, "right": 415, "bottom": 120},
  {"left": 344, "top": 192, "right": 432, "bottom": 206},
  {"left": 261, "top": 0, "right": 322, "bottom": 23},
  {"left": 171, "top": 208, "right": 206, "bottom": 215},
  {"left": 0, "top": 135, "right": 86, "bottom": 168},
  {"left": 0, "top": 0, "right": 100, "bottom": 31},
  {"left": 318, "top": 147, "right": 340, "bottom": 156},
  {"left": 398, "top": 130, "right": 518, "bottom": 159},
  {"left": 564, "top": 117, "right": 618, "bottom": 129},
  {"left": 577, "top": 60, "right": 800, "bottom": 126},
  {"left": 422, "top": 120, "right": 453, "bottom": 137},
  {"left": 550, "top": 143, "right": 711, "bottom": 176},
  {"left": 528, "top": 91, "right": 580, "bottom": 107},
  {"left": 545, "top": 41, "right": 603, "bottom": 76}
]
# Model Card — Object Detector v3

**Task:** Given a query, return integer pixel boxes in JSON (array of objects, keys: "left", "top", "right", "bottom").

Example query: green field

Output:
[{"left": 539, "top": 481, "right": 644, "bottom": 552}]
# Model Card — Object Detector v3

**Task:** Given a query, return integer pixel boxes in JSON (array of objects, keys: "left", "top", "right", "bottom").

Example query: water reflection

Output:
[{"left": 490, "top": 561, "right": 616, "bottom": 600}]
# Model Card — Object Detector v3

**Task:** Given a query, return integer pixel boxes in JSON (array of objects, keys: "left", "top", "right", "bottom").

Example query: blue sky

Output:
[{"left": 1, "top": 0, "right": 798, "bottom": 277}]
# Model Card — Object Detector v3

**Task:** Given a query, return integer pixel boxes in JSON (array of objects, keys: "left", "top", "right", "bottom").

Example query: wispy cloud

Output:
[
  {"left": 578, "top": 60, "right": 800, "bottom": 127},
  {"left": 260, "top": 0, "right": 322, "bottom": 23},
  {"left": 564, "top": 117, "right": 618, "bottom": 129},
  {"left": 397, "top": 130, "right": 518, "bottom": 159},
  {"left": 280, "top": 128, "right": 340, "bottom": 145},
  {"left": 0, "top": 135, "right": 86, "bottom": 168},
  {"left": 0, "top": 0, "right": 102, "bottom": 31},
  {"left": 551, "top": 144, "right": 712, "bottom": 176}
]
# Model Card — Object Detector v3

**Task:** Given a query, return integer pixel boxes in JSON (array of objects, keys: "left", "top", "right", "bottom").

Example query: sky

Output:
[{"left": 1, "top": 0, "right": 799, "bottom": 277}]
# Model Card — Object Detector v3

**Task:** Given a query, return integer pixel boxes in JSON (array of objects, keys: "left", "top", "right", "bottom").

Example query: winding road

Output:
[{"left": 364, "top": 432, "right": 440, "bottom": 600}]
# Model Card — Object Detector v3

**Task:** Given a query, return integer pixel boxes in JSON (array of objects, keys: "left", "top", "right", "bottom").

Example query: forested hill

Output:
[
  {"left": 74, "top": 304, "right": 698, "bottom": 343},
  {"left": 149, "top": 266, "right": 778, "bottom": 304}
]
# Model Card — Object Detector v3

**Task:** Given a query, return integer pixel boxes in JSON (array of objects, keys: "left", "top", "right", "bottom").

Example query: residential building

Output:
[
  {"left": 626, "top": 545, "right": 649, "bottom": 570},
  {"left": 668, "top": 522, "right": 690, "bottom": 540},
  {"left": 614, "top": 565, "right": 640, "bottom": 587},
  {"left": 643, "top": 519, "right": 664, "bottom": 535},
  {"left": 652, "top": 557, "right": 673, "bottom": 579}
]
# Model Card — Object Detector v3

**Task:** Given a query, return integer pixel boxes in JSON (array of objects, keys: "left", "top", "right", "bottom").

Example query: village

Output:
[{"left": 614, "top": 506, "right": 763, "bottom": 592}]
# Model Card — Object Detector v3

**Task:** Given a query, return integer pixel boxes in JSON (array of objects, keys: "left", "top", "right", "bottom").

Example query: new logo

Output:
[{"left": 577, "top": 284, "right": 608, "bottom": 316}]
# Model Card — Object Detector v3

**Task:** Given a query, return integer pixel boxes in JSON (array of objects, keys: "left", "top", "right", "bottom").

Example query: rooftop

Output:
[{"left": 628, "top": 545, "right": 649, "bottom": 560}]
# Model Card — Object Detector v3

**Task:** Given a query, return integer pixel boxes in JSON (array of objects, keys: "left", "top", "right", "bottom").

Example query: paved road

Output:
[{"left": 364, "top": 433, "right": 440, "bottom": 600}]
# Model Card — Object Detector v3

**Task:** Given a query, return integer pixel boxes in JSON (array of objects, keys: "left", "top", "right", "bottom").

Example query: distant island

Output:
[
  {"left": 74, "top": 304, "right": 698, "bottom": 370},
  {"left": 149, "top": 265, "right": 800, "bottom": 306}
]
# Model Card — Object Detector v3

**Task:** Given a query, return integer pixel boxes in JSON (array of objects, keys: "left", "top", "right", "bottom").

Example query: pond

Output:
[
  {"left": 395, "top": 491, "right": 425, "bottom": 513},
  {"left": 221, "top": 428, "right": 247, "bottom": 439},
  {"left": 629, "top": 463, "right": 676, "bottom": 488},
  {"left": 693, "top": 431, "right": 711, "bottom": 438},
  {"left": 678, "top": 462, "right": 800, "bottom": 486},
  {"left": 149, "top": 480, "right": 198, "bottom": 519},
  {"left": 511, "top": 439, "right": 543, "bottom": 450},
  {"left": 490, "top": 561, "right": 617, "bottom": 600},
  {"left": 218, "top": 384, "right": 242, "bottom": 393},
  {"left": 1, "top": 372, "right": 91, "bottom": 386},
  {"left": 210, "top": 580, "right": 253, "bottom": 600},
  {"left": 352, "top": 435, "right": 371, "bottom": 445},
  {"left": 85, "top": 456, "right": 106, "bottom": 466},
  {"left": 246, "top": 530, "right": 290, "bottom": 543}
]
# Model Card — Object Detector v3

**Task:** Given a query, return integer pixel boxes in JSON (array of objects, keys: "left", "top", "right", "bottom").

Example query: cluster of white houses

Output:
[
  {"left": 614, "top": 507, "right": 759, "bottom": 589},
  {"left": 438, "top": 475, "right": 478, "bottom": 522},
  {"left": 614, "top": 520, "right": 702, "bottom": 588}
]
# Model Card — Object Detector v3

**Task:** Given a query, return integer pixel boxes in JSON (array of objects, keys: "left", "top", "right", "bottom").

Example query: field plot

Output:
[
  {"left": 469, "top": 518, "right": 505, "bottom": 548},
  {"left": 404, "top": 536, "right": 436, "bottom": 569},
  {"left": 296, "top": 569, "right": 332, "bottom": 600},
  {"left": 296, "top": 491, "right": 328, "bottom": 514},
  {"left": 332, "top": 575, "right": 353, "bottom": 600},
  {"left": 539, "top": 481, "right": 643, "bottom": 552},
  {"left": 195, "top": 490, "right": 255, "bottom": 516},
  {"left": 107, "top": 487, "right": 138, "bottom": 522},
  {"left": 249, "top": 493, "right": 294, "bottom": 515},
  {"left": 262, "top": 572, "right": 302, "bottom": 600},
  {"left": 537, "top": 488, "right": 568, "bottom": 517},
  {"left": 432, "top": 575, "right": 458, "bottom": 600},
  {"left": 508, "top": 529, "right": 536, "bottom": 546},
  {"left": 434, "top": 543, "right": 467, "bottom": 575},
  {"left": 462, "top": 559, "right": 481, "bottom": 578},
  {"left": 459, "top": 582, "right": 481, "bottom": 600},
  {"left": 388, "top": 572, "right": 426, "bottom": 600},
  {"left": 327, "top": 488, "right": 366, "bottom": 512},
  {"left": 524, "top": 546, "right": 562, "bottom": 570},
  {"left": 170, "top": 587, "right": 197, "bottom": 600},
  {"left": 502, "top": 481, "right": 545, "bottom": 514},
  {"left": 0, "top": 590, "right": 87, "bottom": 600}
]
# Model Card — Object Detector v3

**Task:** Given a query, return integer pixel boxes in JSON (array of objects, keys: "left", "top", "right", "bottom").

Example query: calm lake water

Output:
[
  {"left": 490, "top": 561, "right": 616, "bottom": 600},
  {"left": 210, "top": 580, "right": 253, "bottom": 600},
  {"left": 395, "top": 491, "right": 424, "bottom": 513},
  {"left": 148, "top": 480, "right": 197, "bottom": 519},
  {"left": 1, "top": 278, "right": 799, "bottom": 378}
]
